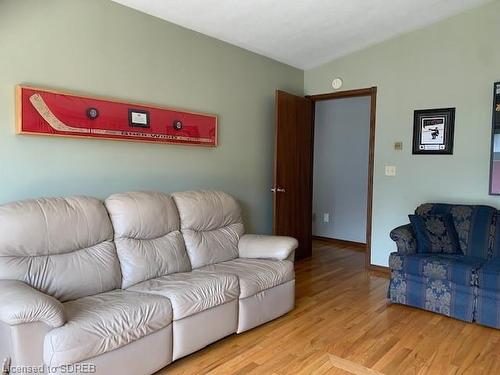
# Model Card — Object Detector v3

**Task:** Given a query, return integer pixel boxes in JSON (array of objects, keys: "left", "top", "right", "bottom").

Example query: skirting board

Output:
[{"left": 312, "top": 236, "right": 366, "bottom": 251}]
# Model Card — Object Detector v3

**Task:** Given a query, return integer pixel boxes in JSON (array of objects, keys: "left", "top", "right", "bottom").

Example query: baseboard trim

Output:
[
  {"left": 312, "top": 236, "right": 367, "bottom": 251},
  {"left": 368, "top": 264, "right": 390, "bottom": 277}
]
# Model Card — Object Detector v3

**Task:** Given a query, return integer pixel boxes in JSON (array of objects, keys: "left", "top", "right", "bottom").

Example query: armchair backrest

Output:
[{"left": 415, "top": 203, "right": 496, "bottom": 259}]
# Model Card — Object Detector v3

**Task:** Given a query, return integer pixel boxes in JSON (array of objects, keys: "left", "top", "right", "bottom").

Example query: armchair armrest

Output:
[
  {"left": 0, "top": 280, "right": 64, "bottom": 328},
  {"left": 238, "top": 234, "right": 298, "bottom": 261},
  {"left": 390, "top": 224, "right": 417, "bottom": 254}
]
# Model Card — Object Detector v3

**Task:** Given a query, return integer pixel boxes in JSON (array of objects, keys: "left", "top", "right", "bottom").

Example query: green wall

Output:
[
  {"left": 0, "top": 0, "right": 303, "bottom": 233},
  {"left": 305, "top": 0, "right": 500, "bottom": 266},
  {"left": 2, "top": 0, "right": 498, "bottom": 263}
]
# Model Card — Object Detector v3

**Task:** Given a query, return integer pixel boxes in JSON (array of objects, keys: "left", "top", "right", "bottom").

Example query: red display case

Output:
[{"left": 16, "top": 85, "right": 217, "bottom": 147}]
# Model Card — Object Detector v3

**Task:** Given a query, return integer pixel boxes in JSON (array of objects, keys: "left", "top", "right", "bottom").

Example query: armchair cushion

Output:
[
  {"left": 238, "top": 234, "right": 298, "bottom": 261},
  {"left": 0, "top": 280, "right": 64, "bottom": 328},
  {"left": 409, "top": 214, "right": 461, "bottom": 254}
]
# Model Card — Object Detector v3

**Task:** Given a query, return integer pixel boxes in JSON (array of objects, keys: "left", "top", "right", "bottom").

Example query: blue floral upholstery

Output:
[
  {"left": 475, "top": 260, "right": 500, "bottom": 328},
  {"left": 476, "top": 260, "right": 500, "bottom": 290},
  {"left": 409, "top": 214, "right": 461, "bottom": 254},
  {"left": 389, "top": 203, "right": 500, "bottom": 328},
  {"left": 389, "top": 272, "right": 476, "bottom": 321},
  {"left": 389, "top": 224, "right": 417, "bottom": 254},
  {"left": 389, "top": 252, "right": 484, "bottom": 286},
  {"left": 415, "top": 204, "right": 496, "bottom": 259},
  {"left": 476, "top": 289, "right": 500, "bottom": 328}
]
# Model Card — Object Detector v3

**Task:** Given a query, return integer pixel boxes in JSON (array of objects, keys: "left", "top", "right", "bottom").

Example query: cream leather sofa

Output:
[{"left": 0, "top": 191, "right": 297, "bottom": 375}]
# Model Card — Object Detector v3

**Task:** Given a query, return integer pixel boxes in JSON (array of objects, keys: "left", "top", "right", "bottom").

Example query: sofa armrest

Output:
[
  {"left": 0, "top": 280, "right": 64, "bottom": 328},
  {"left": 238, "top": 234, "right": 298, "bottom": 261},
  {"left": 390, "top": 224, "right": 417, "bottom": 254}
]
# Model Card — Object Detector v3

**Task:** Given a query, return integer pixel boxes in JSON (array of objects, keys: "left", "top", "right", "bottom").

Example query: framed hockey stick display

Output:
[{"left": 16, "top": 85, "right": 218, "bottom": 147}]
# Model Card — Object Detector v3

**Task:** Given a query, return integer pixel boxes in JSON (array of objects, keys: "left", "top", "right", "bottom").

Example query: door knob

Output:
[
  {"left": 271, "top": 188, "right": 276, "bottom": 193},
  {"left": 277, "top": 188, "right": 286, "bottom": 193}
]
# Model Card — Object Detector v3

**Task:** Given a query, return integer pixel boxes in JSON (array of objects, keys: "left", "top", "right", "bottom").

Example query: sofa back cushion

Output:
[
  {"left": 105, "top": 192, "right": 191, "bottom": 288},
  {"left": 172, "top": 190, "right": 244, "bottom": 269},
  {"left": 408, "top": 214, "right": 461, "bottom": 254},
  {"left": 0, "top": 196, "right": 121, "bottom": 301},
  {"left": 415, "top": 203, "right": 496, "bottom": 259}
]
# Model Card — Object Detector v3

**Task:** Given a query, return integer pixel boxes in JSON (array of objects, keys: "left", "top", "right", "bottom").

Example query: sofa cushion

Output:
[
  {"left": 389, "top": 252, "right": 484, "bottom": 286},
  {"left": 172, "top": 191, "right": 244, "bottom": 269},
  {"left": 409, "top": 213, "right": 461, "bottom": 254},
  {"left": 127, "top": 271, "right": 239, "bottom": 320},
  {"left": 44, "top": 290, "right": 172, "bottom": 367},
  {"left": 415, "top": 204, "right": 496, "bottom": 259},
  {"left": 105, "top": 192, "right": 192, "bottom": 289},
  {"left": 0, "top": 196, "right": 121, "bottom": 302},
  {"left": 199, "top": 258, "right": 295, "bottom": 299}
]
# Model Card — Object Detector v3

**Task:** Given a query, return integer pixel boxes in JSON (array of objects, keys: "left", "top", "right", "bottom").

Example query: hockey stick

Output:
[{"left": 29, "top": 93, "right": 212, "bottom": 143}]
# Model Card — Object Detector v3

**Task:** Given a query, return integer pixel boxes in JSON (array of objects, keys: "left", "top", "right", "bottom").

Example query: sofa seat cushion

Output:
[
  {"left": 44, "top": 290, "right": 172, "bottom": 367},
  {"left": 389, "top": 252, "right": 485, "bottom": 286},
  {"left": 127, "top": 271, "right": 239, "bottom": 320},
  {"left": 476, "top": 260, "right": 500, "bottom": 291},
  {"left": 199, "top": 258, "right": 295, "bottom": 299}
]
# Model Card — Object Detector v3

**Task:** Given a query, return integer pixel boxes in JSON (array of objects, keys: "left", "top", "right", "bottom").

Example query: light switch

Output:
[
  {"left": 394, "top": 141, "right": 403, "bottom": 151},
  {"left": 323, "top": 213, "right": 329, "bottom": 223},
  {"left": 385, "top": 165, "right": 396, "bottom": 176}
]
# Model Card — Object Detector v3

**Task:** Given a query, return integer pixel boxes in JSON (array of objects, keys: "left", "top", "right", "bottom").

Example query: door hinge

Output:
[{"left": 2, "top": 357, "right": 10, "bottom": 374}]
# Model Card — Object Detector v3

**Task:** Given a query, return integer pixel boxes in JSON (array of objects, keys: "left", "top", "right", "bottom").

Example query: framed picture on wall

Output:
[{"left": 412, "top": 108, "right": 455, "bottom": 154}]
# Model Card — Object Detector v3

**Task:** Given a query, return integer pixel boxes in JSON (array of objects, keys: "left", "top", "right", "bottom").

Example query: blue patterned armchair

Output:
[{"left": 388, "top": 203, "right": 500, "bottom": 328}]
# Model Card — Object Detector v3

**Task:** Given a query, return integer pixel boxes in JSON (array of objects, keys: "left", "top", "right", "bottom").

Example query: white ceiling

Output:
[{"left": 112, "top": 0, "right": 490, "bottom": 69}]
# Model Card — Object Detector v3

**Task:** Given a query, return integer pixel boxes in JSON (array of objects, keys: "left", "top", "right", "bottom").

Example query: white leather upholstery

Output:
[
  {"left": 105, "top": 192, "right": 191, "bottom": 288},
  {"left": 44, "top": 290, "right": 172, "bottom": 367},
  {"left": 5, "top": 321, "right": 49, "bottom": 368},
  {"left": 128, "top": 271, "right": 239, "bottom": 320},
  {"left": 0, "top": 280, "right": 64, "bottom": 328},
  {"left": 0, "top": 190, "right": 297, "bottom": 375},
  {"left": 238, "top": 234, "right": 298, "bottom": 260},
  {"left": 172, "top": 191, "right": 244, "bottom": 268},
  {"left": 0, "top": 197, "right": 121, "bottom": 301},
  {"left": 172, "top": 301, "right": 238, "bottom": 360},
  {"left": 199, "top": 258, "right": 294, "bottom": 298},
  {"left": 238, "top": 280, "right": 295, "bottom": 333},
  {"left": 52, "top": 326, "right": 173, "bottom": 375}
]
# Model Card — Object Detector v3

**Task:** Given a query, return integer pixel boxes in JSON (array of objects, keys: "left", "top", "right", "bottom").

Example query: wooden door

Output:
[{"left": 273, "top": 90, "right": 314, "bottom": 260}]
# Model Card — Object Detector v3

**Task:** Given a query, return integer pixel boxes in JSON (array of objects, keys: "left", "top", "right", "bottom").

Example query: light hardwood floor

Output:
[{"left": 158, "top": 240, "right": 500, "bottom": 374}]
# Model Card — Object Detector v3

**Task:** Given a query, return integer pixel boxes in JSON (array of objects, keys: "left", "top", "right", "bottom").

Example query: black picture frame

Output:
[
  {"left": 488, "top": 82, "right": 500, "bottom": 195},
  {"left": 412, "top": 108, "right": 455, "bottom": 155},
  {"left": 128, "top": 109, "right": 150, "bottom": 128}
]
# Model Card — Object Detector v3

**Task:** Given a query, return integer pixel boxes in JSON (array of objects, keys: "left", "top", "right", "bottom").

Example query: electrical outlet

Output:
[{"left": 323, "top": 213, "right": 329, "bottom": 223}]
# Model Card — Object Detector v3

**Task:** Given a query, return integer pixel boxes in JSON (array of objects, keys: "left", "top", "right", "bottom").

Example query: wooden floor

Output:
[{"left": 158, "top": 240, "right": 500, "bottom": 374}]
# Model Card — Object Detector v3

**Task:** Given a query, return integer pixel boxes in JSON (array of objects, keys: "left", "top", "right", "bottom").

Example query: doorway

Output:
[
  {"left": 312, "top": 96, "right": 370, "bottom": 249},
  {"left": 273, "top": 88, "right": 376, "bottom": 269}
]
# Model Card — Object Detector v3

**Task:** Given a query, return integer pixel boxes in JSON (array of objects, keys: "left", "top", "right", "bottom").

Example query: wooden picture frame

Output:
[{"left": 16, "top": 85, "right": 218, "bottom": 147}]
